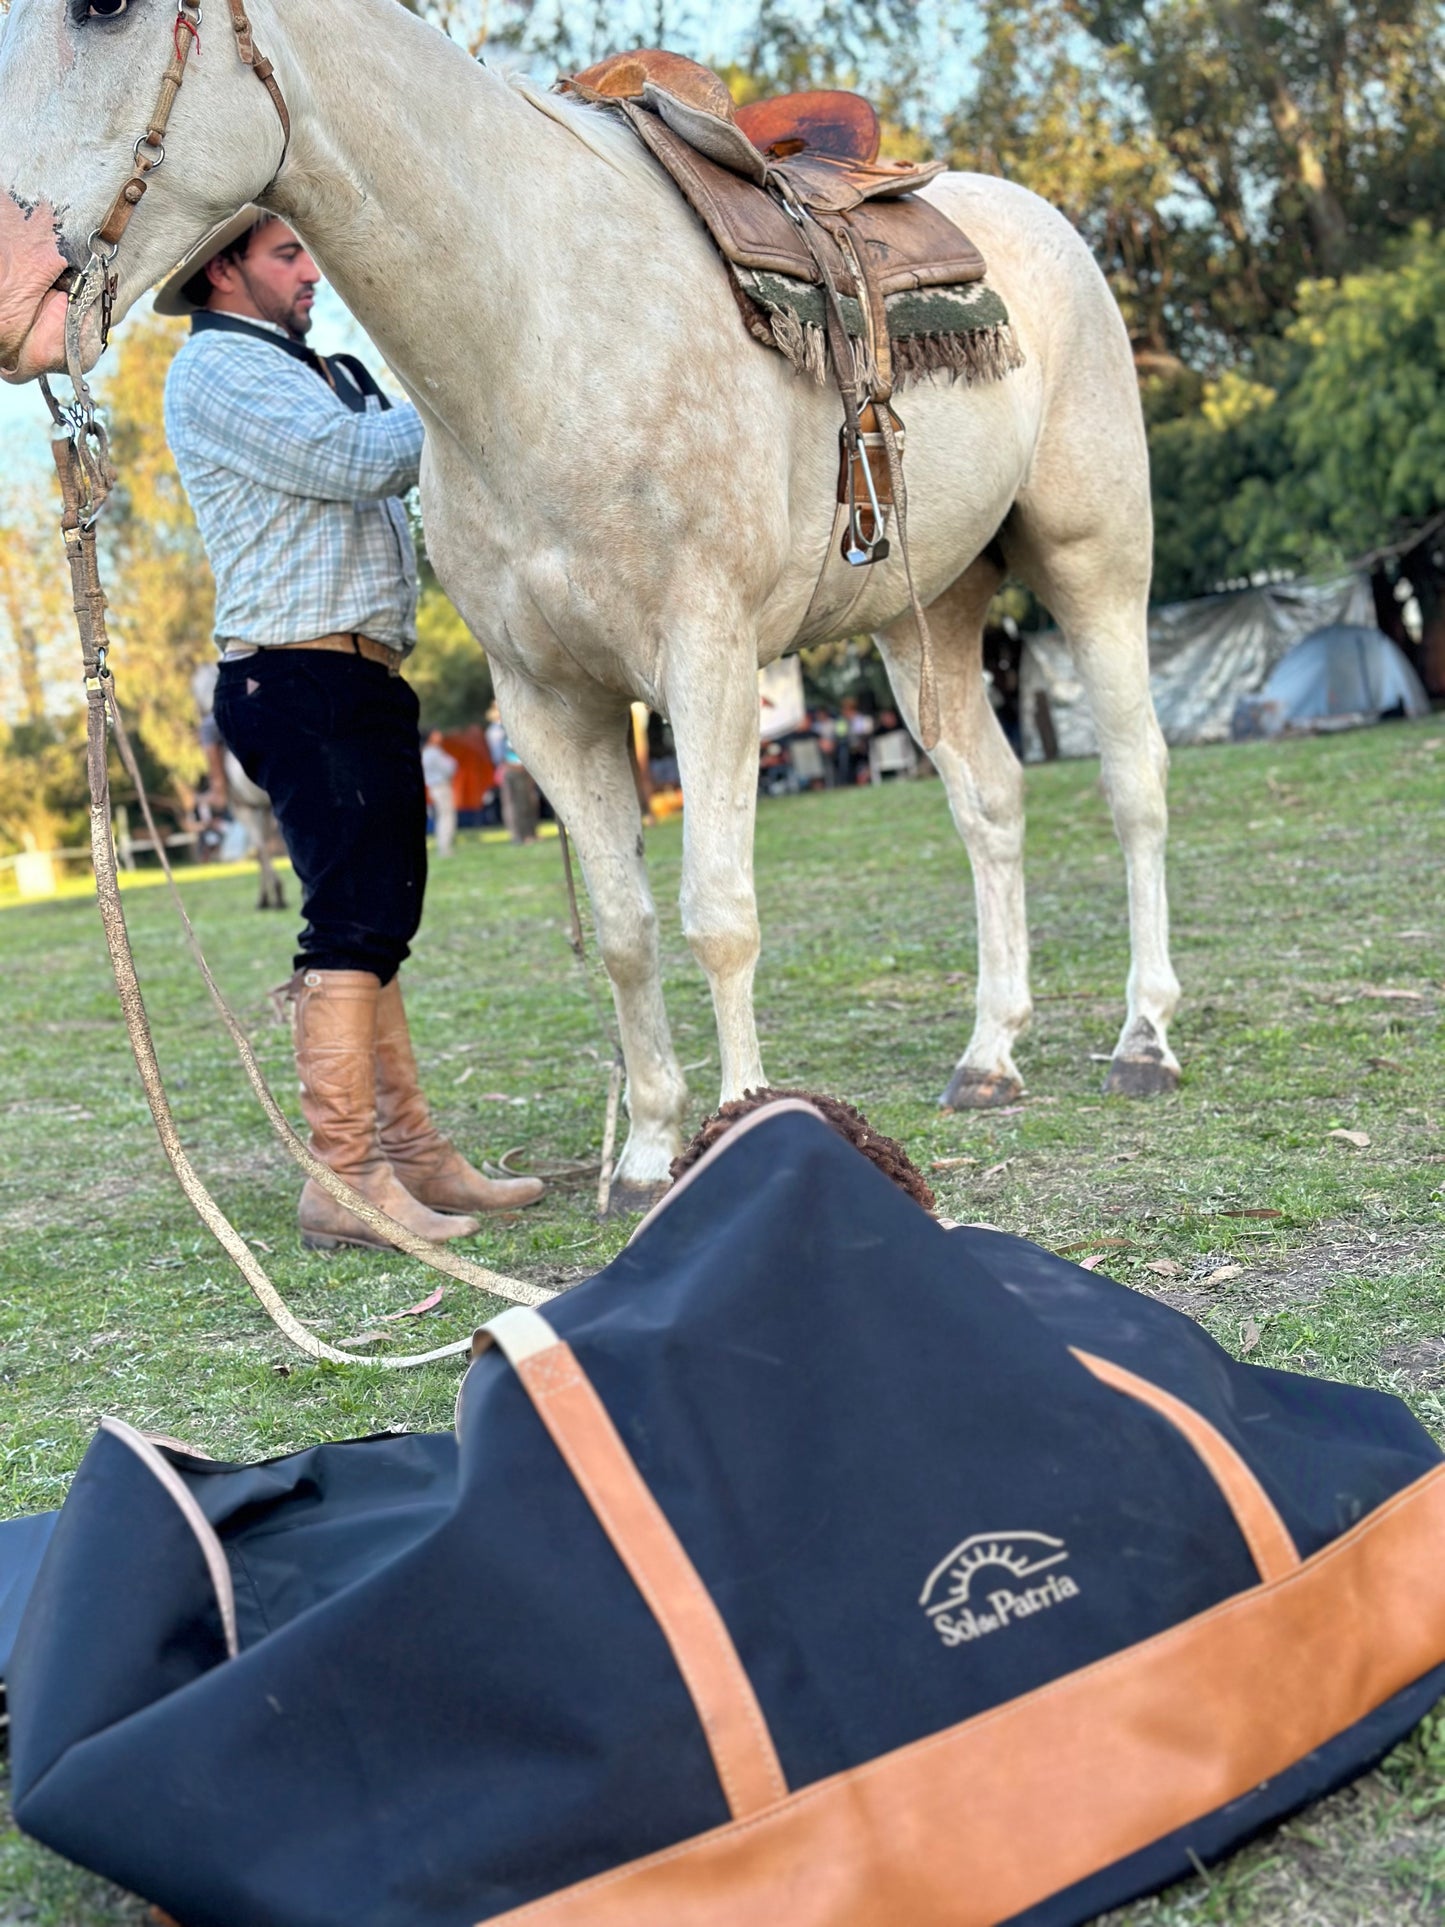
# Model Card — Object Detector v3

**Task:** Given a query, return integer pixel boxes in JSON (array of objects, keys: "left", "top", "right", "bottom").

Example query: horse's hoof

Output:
[
  {"left": 1103, "top": 1051, "right": 1179, "bottom": 1098},
  {"left": 602, "top": 1179, "right": 669, "bottom": 1219},
  {"left": 939, "top": 1067, "right": 1024, "bottom": 1112}
]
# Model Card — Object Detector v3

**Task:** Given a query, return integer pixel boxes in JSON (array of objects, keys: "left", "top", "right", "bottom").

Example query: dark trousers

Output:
[{"left": 214, "top": 650, "right": 427, "bottom": 984}]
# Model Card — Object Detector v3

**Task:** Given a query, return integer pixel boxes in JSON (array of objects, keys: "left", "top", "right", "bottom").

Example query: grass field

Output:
[{"left": 2, "top": 716, "right": 1443, "bottom": 1924}]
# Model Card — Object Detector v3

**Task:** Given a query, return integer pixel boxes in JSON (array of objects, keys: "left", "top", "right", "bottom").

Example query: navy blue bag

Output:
[{"left": 6, "top": 1101, "right": 1444, "bottom": 1926}]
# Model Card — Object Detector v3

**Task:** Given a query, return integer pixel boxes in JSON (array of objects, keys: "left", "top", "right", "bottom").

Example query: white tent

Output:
[{"left": 1237, "top": 625, "right": 1429, "bottom": 736}]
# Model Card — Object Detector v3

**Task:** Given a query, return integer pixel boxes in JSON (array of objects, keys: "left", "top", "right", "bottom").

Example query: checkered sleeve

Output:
[{"left": 173, "top": 338, "right": 424, "bottom": 502}]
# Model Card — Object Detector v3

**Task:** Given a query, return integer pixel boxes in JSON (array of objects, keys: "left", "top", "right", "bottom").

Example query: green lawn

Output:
[{"left": 2, "top": 717, "right": 1443, "bottom": 1923}]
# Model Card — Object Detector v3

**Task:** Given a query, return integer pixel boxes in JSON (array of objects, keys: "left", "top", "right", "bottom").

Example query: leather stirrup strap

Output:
[{"left": 486, "top": 1308, "right": 789, "bottom": 1821}]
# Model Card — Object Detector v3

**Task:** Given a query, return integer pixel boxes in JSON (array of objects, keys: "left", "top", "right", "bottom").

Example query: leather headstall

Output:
[{"left": 79, "top": 1, "right": 291, "bottom": 352}]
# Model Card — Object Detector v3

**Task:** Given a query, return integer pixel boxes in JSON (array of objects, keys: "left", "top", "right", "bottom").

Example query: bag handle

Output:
[
  {"left": 1074, "top": 1350, "right": 1301, "bottom": 1583},
  {"left": 486, "top": 1308, "right": 788, "bottom": 1820}
]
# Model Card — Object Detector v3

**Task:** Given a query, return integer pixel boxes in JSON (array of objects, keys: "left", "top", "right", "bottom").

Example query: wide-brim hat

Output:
[{"left": 153, "top": 205, "right": 274, "bottom": 317}]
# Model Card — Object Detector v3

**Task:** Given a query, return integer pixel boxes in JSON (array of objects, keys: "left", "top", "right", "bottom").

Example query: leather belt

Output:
[{"left": 267, "top": 632, "right": 403, "bottom": 674}]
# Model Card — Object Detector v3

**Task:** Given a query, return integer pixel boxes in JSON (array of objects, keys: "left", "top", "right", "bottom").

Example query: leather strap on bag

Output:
[{"left": 484, "top": 1308, "right": 789, "bottom": 1820}]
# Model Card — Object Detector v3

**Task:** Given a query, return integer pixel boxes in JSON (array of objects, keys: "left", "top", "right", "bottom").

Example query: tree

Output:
[
  {"left": 0, "top": 480, "right": 74, "bottom": 730},
  {"left": 395, "top": 0, "right": 932, "bottom": 108},
  {"left": 949, "top": 3, "right": 1189, "bottom": 364},
  {"left": 1234, "top": 226, "right": 1445, "bottom": 685},
  {"left": 96, "top": 310, "right": 216, "bottom": 808},
  {"left": 959, "top": 0, "right": 1445, "bottom": 363},
  {"left": 0, "top": 479, "right": 93, "bottom": 855}
]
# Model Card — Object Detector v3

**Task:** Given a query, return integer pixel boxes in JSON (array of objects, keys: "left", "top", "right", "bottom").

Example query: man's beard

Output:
[{"left": 239, "top": 266, "right": 313, "bottom": 340}]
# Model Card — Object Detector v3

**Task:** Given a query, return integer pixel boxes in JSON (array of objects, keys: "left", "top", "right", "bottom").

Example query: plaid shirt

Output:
[{"left": 164, "top": 321, "right": 424, "bottom": 653}]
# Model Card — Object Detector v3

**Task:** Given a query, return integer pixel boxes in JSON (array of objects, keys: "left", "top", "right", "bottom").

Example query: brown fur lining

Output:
[{"left": 670, "top": 1087, "right": 937, "bottom": 1214}]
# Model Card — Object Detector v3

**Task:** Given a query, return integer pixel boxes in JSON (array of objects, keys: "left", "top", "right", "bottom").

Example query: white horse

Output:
[
  {"left": 223, "top": 750, "right": 288, "bottom": 912},
  {"left": 0, "top": 0, "right": 1181, "bottom": 1199}
]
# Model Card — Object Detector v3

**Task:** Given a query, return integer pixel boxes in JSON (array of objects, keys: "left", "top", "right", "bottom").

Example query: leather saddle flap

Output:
[
  {"left": 773, "top": 151, "right": 948, "bottom": 213},
  {"left": 626, "top": 110, "right": 985, "bottom": 296},
  {"left": 624, "top": 107, "right": 833, "bottom": 282},
  {"left": 643, "top": 83, "right": 770, "bottom": 185},
  {"left": 833, "top": 195, "right": 987, "bottom": 297}
]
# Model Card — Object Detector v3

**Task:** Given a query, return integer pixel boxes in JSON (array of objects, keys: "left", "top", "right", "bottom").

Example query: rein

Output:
[{"left": 40, "top": 3, "right": 550, "bottom": 1370}]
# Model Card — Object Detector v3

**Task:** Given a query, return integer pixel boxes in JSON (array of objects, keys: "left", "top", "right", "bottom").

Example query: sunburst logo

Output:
[{"left": 919, "top": 1531, "right": 1080, "bottom": 1648}]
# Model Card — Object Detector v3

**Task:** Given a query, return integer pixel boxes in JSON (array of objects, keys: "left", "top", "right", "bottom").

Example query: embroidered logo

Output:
[{"left": 919, "top": 1530, "right": 1080, "bottom": 1648}]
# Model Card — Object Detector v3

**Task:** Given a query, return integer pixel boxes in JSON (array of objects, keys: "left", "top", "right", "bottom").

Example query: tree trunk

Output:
[{"left": 1398, "top": 542, "right": 1445, "bottom": 698}]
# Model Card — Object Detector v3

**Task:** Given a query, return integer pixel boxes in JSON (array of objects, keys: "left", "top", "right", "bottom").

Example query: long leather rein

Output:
[{"left": 40, "top": 3, "right": 549, "bottom": 1369}]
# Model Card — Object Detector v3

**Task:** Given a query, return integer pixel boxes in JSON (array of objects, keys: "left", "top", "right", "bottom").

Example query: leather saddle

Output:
[
  {"left": 558, "top": 49, "right": 1013, "bottom": 679},
  {"left": 561, "top": 50, "right": 984, "bottom": 308}
]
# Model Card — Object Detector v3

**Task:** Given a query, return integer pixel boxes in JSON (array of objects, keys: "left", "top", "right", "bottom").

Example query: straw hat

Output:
[{"left": 153, "top": 206, "right": 277, "bottom": 317}]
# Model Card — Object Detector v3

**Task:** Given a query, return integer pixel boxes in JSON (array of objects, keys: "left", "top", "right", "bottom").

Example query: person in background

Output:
[
  {"left": 485, "top": 701, "right": 541, "bottom": 844},
  {"left": 160, "top": 207, "right": 542, "bottom": 1251},
  {"left": 421, "top": 729, "right": 459, "bottom": 859}
]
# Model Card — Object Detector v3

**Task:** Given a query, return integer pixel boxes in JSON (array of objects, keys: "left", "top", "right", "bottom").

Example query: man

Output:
[
  {"left": 421, "top": 729, "right": 459, "bottom": 859},
  {"left": 160, "top": 209, "right": 541, "bottom": 1250}
]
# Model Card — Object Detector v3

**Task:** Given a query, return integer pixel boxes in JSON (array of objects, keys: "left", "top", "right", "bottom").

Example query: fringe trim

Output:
[
  {"left": 892, "top": 324, "right": 1026, "bottom": 387},
  {"left": 768, "top": 307, "right": 829, "bottom": 384},
  {"left": 762, "top": 309, "right": 1025, "bottom": 391}
]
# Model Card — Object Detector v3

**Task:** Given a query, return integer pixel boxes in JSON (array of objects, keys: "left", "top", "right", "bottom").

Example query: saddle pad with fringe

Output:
[{"left": 617, "top": 105, "right": 1022, "bottom": 389}]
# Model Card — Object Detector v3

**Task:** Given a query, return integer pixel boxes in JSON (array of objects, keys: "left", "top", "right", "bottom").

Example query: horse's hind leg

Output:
[
  {"left": 876, "top": 555, "right": 1032, "bottom": 1108},
  {"left": 1004, "top": 470, "right": 1181, "bottom": 1095}
]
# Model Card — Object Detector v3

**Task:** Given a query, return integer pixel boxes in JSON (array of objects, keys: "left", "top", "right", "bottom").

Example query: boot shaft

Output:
[{"left": 293, "top": 969, "right": 385, "bottom": 1175}]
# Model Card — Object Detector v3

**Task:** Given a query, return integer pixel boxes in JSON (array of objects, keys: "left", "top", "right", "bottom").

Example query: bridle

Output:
[{"left": 42, "top": 0, "right": 291, "bottom": 484}]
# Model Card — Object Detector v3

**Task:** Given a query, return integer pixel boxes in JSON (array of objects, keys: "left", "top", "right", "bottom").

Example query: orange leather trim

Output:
[
  {"left": 1072, "top": 1350, "right": 1301, "bottom": 1583},
  {"left": 514, "top": 1344, "right": 788, "bottom": 1820},
  {"left": 484, "top": 1464, "right": 1445, "bottom": 1927}
]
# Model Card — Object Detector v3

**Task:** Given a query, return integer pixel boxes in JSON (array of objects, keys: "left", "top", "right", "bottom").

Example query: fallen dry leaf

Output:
[
  {"left": 1218, "top": 1209, "right": 1283, "bottom": 1221},
  {"left": 1366, "top": 1056, "right": 1404, "bottom": 1072},
  {"left": 1201, "top": 1264, "right": 1246, "bottom": 1286},
  {"left": 1112, "top": 1151, "right": 1141, "bottom": 1164},
  {"left": 930, "top": 1156, "right": 978, "bottom": 1172},
  {"left": 1058, "top": 1236, "right": 1133, "bottom": 1255},
  {"left": 1327, "top": 1129, "right": 1371, "bottom": 1150},
  {"left": 383, "top": 1286, "right": 447, "bottom": 1320},
  {"left": 1360, "top": 987, "right": 1425, "bottom": 1003},
  {"left": 980, "top": 1159, "right": 1014, "bottom": 1182},
  {"left": 1078, "top": 1254, "right": 1109, "bottom": 1271},
  {"left": 334, "top": 1287, "right": 448, "bottom": 1350},
  {"left": 1145, "top": 1259, "right": 1181, "bottom": 1277},
  {"left": 1239, "top": 1317, "right": 1265, "bottom": 1358}
]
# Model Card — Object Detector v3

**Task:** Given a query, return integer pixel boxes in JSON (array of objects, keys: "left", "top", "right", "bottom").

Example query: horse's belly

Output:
[{"left": 756, "top": 369, "right": 1038, "bottom": 655}]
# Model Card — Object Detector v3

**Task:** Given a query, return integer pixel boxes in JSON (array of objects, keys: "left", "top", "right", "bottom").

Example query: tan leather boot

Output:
[
  {"left": 292, "top": 969, "right": 482, "bottom": 1250},
  {"left": 375, "top": 976, "right": 545, "bottom": 1213}
]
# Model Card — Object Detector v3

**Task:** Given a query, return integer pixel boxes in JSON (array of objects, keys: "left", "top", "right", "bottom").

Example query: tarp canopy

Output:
[
  {"left": 1246, "top": 624, "right": 1430, "bottom": 733},
  {"left": 1020, "top": 575, "right": 1376, "bottom": 761}
]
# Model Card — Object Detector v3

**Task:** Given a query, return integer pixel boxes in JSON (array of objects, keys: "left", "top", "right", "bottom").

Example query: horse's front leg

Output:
[
  {"left": 667, "top": 648, "right": 767, "bottom": 1101},
  {"left": 492, "top": 670, "right": 689, "bottom": 1196}
]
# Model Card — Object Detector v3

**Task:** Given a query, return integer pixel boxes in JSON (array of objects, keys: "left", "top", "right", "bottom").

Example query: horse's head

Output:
[{"left": 0, "top": 0, "right": 289, "bottom": 382}]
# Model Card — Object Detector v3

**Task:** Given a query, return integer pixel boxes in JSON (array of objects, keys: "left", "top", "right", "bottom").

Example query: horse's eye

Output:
[{"left": 88, "top": 0, "right": 130, "bottom": 16}]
